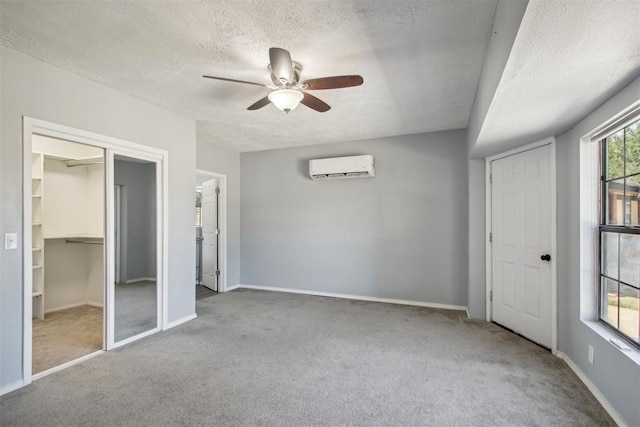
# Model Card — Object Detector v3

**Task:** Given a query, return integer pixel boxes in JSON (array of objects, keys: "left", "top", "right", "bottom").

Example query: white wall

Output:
[
  {"left": 0, "top": 46, "right": 196, "bottom": 391},
  {"left": 196, "top": 140, "right": 241, "bottom": 288},
  {"left": 42, "top": 159, "right": 103, "bottom": 238},
  {"left": 467, "top": 0, "right": 528, "bottom": 155},
  {"left": 87, "top": 164, "right": 104, "bottom": 236}
]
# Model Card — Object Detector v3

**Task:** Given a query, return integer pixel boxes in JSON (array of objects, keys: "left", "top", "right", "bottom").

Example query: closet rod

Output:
[{"left": 65, "top": 238, "right": 103, "bottom": 245}]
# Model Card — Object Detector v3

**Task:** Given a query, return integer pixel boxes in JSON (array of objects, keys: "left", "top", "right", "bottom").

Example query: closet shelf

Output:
[{"left": 45, "top": 235, "right": 103, "bottom": 240}]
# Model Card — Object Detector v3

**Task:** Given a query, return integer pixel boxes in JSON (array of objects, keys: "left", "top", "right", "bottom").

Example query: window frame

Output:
[{"left": 598, "top": 117, "right": 640, "bottom": 349}]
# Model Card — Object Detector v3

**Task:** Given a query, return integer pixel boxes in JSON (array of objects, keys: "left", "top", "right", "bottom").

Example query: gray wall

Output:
[
  {"left": 0, "top": 47, "right": 196, "bottom": 390},
  {"left": 196, "top": 140, "right": 241, "bottom": 288},
  {"left": 240, "top": 131, "right": 469, "bottom": 306},
  {"left": 114, "top": 159, "right": 157, "bottom": 281},
  {"left": 467, "top": 159, "right": 486, "bottom": 319},
  {"left": 556, "top": 75, "right": 640, "bottom": 426}
]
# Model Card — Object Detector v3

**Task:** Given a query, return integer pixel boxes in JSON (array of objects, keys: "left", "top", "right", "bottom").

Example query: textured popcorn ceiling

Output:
[
  {"left": 474, "top": 0, "right": 640, "bottom": 157},
  {"left": 0, "top": 0, "right": 497, "bottom": 152}
]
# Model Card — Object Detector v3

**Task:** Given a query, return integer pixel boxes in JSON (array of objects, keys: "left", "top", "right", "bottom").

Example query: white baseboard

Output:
[
  {"left": 0, "top": 380, "right": 25, "bottom": 397},
  {"left": 556, "top": 352, "right": 627, "bottom": 427},
  {"left": 165, "top": 313, "right": 197, "bottom": 330},
  {"left": 225, "top": 284, "right": 240, "bottom": 292},
  {"left": 125, "top": 277, "right": 157, "bottom": 284},
  {"left": 45, "top": 301, "right": 103, "bottom": 314},
  {"left": 32, "top": 350, "right": 104, "bottom": 381},
  {"left": 238, "top": 284, "right": 468, "bottom": 312}
]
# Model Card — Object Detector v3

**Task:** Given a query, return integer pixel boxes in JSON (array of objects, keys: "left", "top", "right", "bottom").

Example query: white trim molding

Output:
[
  {"left": 238, "top": 284, "right": 468, "bottom": 312},
  {"left": 32, "top": 350, "right": 104, "bottom": 381},
  {"left": 166, "top": 313, "right": 198, "bottom": 330},
  {"left": 0, "top": 381, "right": 26, "bottom": 397},
  {"left": 556, "top": 352, "right": 628, "bottom": 427},
  {"left": 485, "top": 137, "right": 558, "bottom": 354},
  {"left": 125, "top": 277, "right": 157, "bottom": 284}
]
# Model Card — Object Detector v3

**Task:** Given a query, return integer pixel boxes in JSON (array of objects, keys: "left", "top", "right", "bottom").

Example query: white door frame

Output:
[
  {"left": 107, "top": 150, "right": 165, "bottom": 349},
  {"left": 22, "top": 117, "right": 169, "bottom": 385},
  {"left": 114, "top": 185, "right": 122, "bottom": 284},
  {"left": 196, "top": 169, "right": 228, "bottom": 292},
  {"left": 485, "top": 137, "right": 557, "bottom": 354}
]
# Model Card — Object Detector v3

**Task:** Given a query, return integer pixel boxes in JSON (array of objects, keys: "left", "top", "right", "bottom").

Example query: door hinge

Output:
[
  {"left": 489, "top": 232, "right": 492, "bottom": 243},
  {"left": 489, "top": 174, "right": 492, "bottom": 183},
  {"left": 215, "top": 187, "right": 220, "bottom": 194},
  {"left": 490, "top": 291, "right": 493, "bottom": 301},
  {"left": 215, "top": 229, "right": 220, "bottom": 235},
  {"left": 215, "top": 270, "right": 220, "bottom": 276}
]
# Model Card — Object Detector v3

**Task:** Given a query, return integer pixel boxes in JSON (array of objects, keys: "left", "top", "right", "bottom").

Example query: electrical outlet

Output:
[
  {"left": 588, "top": 345, "right": 594, "bottom": 365},
  {"left": 4, "top": 233, "right": 18, "bottom": 250}
]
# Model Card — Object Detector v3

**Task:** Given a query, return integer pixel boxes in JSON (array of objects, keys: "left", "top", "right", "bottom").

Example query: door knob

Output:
[{"left": 541, "top": 254, "right": 551, "bottom": 261}]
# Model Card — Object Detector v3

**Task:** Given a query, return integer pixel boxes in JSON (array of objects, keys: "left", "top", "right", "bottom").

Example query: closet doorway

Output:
[
  {"left": 30, "top": 135, "right": 105, "bottom": 376},
  {"left": 23, "top": 118, "right": 168, "bottom": 384},
  {"left": 195, "top": 170, "right": 227, "bottom": 300}
]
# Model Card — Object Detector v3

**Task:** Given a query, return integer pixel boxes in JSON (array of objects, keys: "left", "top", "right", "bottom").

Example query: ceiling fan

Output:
[{"left": 203, "top": 47, "right": 363, "bottom": 114}]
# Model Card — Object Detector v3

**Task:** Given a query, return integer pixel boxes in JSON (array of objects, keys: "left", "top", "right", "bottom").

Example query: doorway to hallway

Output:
[{"left": 195, "top": 170, "right": 227, "bottom": 300}]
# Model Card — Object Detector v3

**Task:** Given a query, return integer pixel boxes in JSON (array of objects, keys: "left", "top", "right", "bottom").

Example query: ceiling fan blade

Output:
[
  {"left": 269, "top": 47, "right": 294, "bottom": 83},
  {"left": 300, "top": 92, "right": 331, "bottom": 113},
  {"left": 301, "top": 75, "right": 364, "bottom": 90},
  {"left": 247, "top": 96, "right": 271, "bottom": 110},
  {"left": 203, "top": 75, "right": 269, "bottom": 88}
]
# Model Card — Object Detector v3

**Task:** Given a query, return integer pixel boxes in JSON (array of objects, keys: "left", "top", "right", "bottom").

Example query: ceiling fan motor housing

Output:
[{"left": 269, "top": 61, "right": 303, "bottom": 87}]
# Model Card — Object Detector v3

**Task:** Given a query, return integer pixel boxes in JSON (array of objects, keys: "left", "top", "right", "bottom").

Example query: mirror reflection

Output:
[{"left": 114, "top": 155, "right": 157, "bottom": 342}]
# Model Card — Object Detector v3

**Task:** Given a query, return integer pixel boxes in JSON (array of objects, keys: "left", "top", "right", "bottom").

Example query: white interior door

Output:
[
  {"left": 201, "top": 178, "right": 218, "bottom": 291},
  {"left": 491, "top": 144, "right": 552, "bottom": 348}
]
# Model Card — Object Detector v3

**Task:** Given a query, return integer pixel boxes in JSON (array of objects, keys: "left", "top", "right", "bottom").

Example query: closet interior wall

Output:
[{"left": 33, "top": 135, "right": 104, "bottom": 314}]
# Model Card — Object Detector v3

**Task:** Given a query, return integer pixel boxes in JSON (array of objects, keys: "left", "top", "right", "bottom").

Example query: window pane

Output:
[
  {"left": 606, "top": 179, "right": 625, "bottom": 225},
  {"left": 618, "top": 283, "right": 639, "bottom": 344},
  {"left": 606, "top": 130, "right": 624, "bottom": 180},
  {"left": 601, "top": 232, "right": 618, "bottom": 279},
  {"left": 627, "top": 176, "right": 640, "bottom": 226},
  {"left": 601, "top": 277, "right": 619, "bottom": 328},
  {"left": 625, "top": 120, "right": 640, "bottom": 176},
  {"left": 620, "top": 233, "right": 640, "bottom": 287}
]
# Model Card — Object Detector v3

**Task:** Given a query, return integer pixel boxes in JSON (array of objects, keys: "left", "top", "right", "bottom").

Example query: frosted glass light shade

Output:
[{"left": 268, "top": 89, "right": 304, "bottom": 113}]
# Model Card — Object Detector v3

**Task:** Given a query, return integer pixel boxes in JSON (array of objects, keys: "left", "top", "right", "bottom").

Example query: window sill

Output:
[{"left": 582, "top": 320, "right": 640, "bottom": 366}]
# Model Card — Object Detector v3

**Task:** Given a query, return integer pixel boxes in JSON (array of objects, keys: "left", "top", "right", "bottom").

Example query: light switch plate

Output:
[{"left": 5, "top": 233, "right": 18, "bottom": 250}]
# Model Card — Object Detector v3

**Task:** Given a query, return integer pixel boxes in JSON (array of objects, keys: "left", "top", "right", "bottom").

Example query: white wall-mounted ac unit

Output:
[{"left": 309, "top": 155, "right": 375, "bottom": 180}]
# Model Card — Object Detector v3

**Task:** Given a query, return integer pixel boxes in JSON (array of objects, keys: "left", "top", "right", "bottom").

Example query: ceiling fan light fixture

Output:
[{"left": 268, "top": 89, "right": 304, "bottom": 113}]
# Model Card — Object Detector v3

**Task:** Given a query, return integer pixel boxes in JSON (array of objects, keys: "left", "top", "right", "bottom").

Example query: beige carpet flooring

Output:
[{"left": 32, "top": 305, "right": 103, "bottom": 374}]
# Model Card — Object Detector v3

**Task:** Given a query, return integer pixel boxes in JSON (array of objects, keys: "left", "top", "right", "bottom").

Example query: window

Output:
[
  {"left": 195, "top": 186, "right": 202, "bottom": 227},
  {"left": 600, "top": 117, "right": 640, "bottom": 347}
]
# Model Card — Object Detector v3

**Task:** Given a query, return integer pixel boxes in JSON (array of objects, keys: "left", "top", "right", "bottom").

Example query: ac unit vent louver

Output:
[{"left": 309, "top": 155, "right": 375, "bottom": 180}]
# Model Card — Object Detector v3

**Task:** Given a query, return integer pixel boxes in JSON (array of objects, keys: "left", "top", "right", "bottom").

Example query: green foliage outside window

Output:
[{"left": 606, "top": 121, "right": 640, "bottom": 183}]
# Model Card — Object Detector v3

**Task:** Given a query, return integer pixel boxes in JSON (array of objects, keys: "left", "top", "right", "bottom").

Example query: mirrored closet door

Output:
[{"left": 108, "top": 152, "right": 162, "bottom": 346}]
